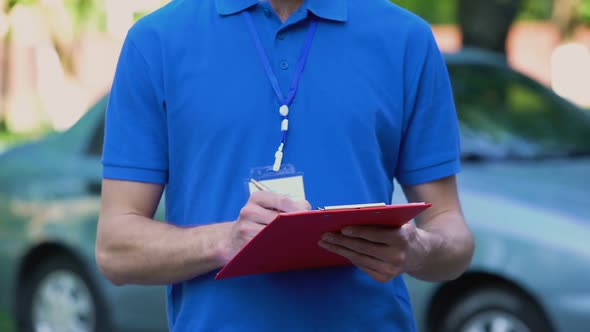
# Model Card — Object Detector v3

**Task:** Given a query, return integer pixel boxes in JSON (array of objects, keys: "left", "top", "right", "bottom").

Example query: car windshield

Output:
[{"left": 448, "top": 63, "right": 590, "bottom": 160}]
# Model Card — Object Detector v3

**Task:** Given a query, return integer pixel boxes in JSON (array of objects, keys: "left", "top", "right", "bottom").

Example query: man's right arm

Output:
[{"left": 96, "top": 179, "right": 310, "bottom": 286}]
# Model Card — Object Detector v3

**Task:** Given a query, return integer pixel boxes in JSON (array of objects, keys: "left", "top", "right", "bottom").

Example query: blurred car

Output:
[
  {"left": 0, "top": 48, "right": 589, "bottom": 332},
  {"left": 0, "top": 97, "right": 168, "bottom": 332},
  {"left": 400, "top": 48, "right": 590, "bottom": 332}
]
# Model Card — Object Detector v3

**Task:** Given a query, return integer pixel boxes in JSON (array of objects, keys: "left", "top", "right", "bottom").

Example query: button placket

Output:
[
  {"left": 276, "top": 28, "right": 290, "bottom": 72},
  {"left": 242, "top": 8, "right": 316, "bottom": 171}
]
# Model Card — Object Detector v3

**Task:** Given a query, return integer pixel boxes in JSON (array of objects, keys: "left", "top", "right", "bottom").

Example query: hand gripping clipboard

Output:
[{"left": 215, "top": 202, "right": 431, "bottom": 280}]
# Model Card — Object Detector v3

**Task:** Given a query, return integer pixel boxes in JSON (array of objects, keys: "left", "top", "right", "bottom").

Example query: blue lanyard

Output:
[{"left": 242, "top": 11, "right": 318, "bottom": 171}]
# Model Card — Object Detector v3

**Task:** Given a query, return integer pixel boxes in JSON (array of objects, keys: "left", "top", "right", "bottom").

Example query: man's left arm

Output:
[
  {"left": 318, "top": 175, "right": 474, "bottom": 283},
  {"left": 400, "top": 175, "right": 474, "bottom": 281},
  {"left": 318, "top": 21, "right": 474, "bottom": 283}
]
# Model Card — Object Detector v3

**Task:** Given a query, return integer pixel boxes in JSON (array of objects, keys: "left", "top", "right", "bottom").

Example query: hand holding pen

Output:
[{"left": 219, "top": 179, "right": 312, "bottom": 263}]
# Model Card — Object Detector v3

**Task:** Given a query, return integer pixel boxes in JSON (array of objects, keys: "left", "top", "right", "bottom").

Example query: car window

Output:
[
  {"left": 448, "top": 63, "right": 590, "bottom": 159},
  {"left": 86, "top": 117, "right": 105, "bottom": 157}
]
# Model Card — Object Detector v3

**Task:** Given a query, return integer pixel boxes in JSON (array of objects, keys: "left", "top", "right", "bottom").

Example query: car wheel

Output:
[
  {"left": 437, "top": 286, "right": 552, "bottom": 332},
  {"left": 19, "top": 255, "right": 110, "bottom": 332}
]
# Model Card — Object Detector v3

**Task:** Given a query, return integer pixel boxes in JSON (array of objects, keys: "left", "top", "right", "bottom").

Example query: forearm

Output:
[
  {"left": 408, "top": 210, "right": 474, "bottom": 282},
  {"left": 96, "top": 214, "right": 231, "bottom": 285}
]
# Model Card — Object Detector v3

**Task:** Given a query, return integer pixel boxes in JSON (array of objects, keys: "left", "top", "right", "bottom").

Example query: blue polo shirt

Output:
[{"left": 102, "top": 0, "right": 461, "bottom": 330}]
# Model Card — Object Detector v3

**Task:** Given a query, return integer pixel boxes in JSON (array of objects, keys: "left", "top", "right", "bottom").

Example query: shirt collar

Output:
[
  {"left": 215, "top": 0, "right": 348, "bottom": 22},
  {"left": 307, "top": 0, "right": 348, "bottom": 22},
  {"left": 215, "top": 0, "right": 258, "bottom": 16}
]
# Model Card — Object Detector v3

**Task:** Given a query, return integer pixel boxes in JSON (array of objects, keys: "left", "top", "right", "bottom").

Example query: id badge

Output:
[{"left": 246, "top": 164, "right": 306, "bottom": 201}]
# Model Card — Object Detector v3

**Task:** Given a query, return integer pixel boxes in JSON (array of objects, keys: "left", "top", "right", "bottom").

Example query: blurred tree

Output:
[
  {"left": 38, "top": 0, "right": 106, "bottom": 75},
  {"left": 458, "top": 0, "right": 523, "bottom": 57},
  {"left": 518, "top": 0, "right": 553, "bottom": 20},
  {"left": 0, "top": 0, "right": 105, "bottom": 133},
  {"left": 582, "top": 0, "right": 590, "bottom": 24},
  {"left": 1, "top": 0, "right": 9, "bottom": 131},
  {"left": 0, "top": 0, "right": 167, "bottom": 134},
  {"left": 392, "top": 0, "right": 457, "bottom": 24},
  {"left": 552, "top": 0, "right": 581, "bottom": 38}
]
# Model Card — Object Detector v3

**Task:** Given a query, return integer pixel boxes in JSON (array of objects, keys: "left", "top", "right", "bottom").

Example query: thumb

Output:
[{"left": 294, "top": 200, "right": 312, "bottom": 211}]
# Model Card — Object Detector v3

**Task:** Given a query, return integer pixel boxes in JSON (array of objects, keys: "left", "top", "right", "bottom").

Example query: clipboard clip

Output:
[{"left": 317, "top": 202, "right": 387, "bottom": 211}]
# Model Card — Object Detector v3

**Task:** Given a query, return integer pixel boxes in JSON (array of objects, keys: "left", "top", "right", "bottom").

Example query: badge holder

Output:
[{"left": 245, "top": 164, "right": 306, "bottom": 202}]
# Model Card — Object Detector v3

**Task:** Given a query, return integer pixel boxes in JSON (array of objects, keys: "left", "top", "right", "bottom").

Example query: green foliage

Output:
[
  {"left": 392, "top": 0, "right": 458, "bottom": 24},
  {"left": 63, "top": 0, "right": 107, "bottom": 33},
  {"left": 134, "top": 10, "right": 150, "bottom": 22},
  {"left": 133, "top": 1, "right": 170, "bottom": 22},
  {"left": 5, "top": 0, "right": 106, "bottom": 32},
  {"left": 392, "top": 0, "right": 590, "bottom": 25},
  {"left": 518, "top": 0, "right": 553, "bottom": 21},
  {"left": 581, "top": 0, "right": 590, "bottom": 24},
  {"left": 0, "top": 310, "right": 15, "bottom": 332},
  {"left": 7, "top": 0, "right": 36, "bottom": 10}
]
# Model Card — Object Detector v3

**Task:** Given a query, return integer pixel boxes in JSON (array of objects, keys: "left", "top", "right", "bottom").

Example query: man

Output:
[{"left": 96, "top": 0, "right": 475, "bottom": 331}]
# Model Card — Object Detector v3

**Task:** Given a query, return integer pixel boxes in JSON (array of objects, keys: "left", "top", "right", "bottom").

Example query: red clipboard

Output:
[{"left": 215, "top": 202, "right": 431, "bottom": 280}]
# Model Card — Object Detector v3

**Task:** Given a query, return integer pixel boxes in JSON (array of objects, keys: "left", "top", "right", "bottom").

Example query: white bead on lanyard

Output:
[
  {"left": 242, "top": 11, "right": 319, "bottom": 171},
  {"left": 273, "top": 105, "right": 290, "bottom": 171}
]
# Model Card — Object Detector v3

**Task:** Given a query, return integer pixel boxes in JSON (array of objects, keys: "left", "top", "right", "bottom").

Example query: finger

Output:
[
  {"left": 399, "top": 222, "right": 417, "bottom": 238},
  {"left": 322, "top": 232, "right": 385, "bottom": 258},
  {"left": 293, "top": 199, "right": 312, "bottom": 211},
  {"left": 276, "top": 197, "right": 312, "bottom": 213},
  {"left": 249, "top": 191, "right": 300, "bottom": 212},
  {"left": 318, "top": 240, "right": 398, "bottom": 276},
  {"left": 233, "top": 216, "right": 266, "bottom": 239},
  {"left": 357, "top": 265, "right": 395, "bottom": 283},
  {"left": 239, "top": 203, "right": 279, "bottom": 225},
  {"left": 240, "top": 221, "right": 266, "bottom": 239},
  {"left": 341, "top": 225, "right": 409, "bottom": 245},
  {"left": 325, "top": 231, "right": 408, "bottom": 267}
]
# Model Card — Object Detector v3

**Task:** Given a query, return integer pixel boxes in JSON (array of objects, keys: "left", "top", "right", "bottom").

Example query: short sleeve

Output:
[
  {"left": 395, "top": 24, "right": 461, "bottom": 186},
  {"left": 101, "top": 29, "right": 168, "bottom": 184}
]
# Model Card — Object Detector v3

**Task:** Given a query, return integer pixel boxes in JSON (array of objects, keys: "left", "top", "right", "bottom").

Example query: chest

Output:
[{"left": 162, "top": 17, "right": 406, "bottom": 152}]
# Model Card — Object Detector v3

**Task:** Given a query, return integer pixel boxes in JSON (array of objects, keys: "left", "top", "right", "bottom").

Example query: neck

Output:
[{"left": 269, "top": 0, "right": 304, "bottom": 22}]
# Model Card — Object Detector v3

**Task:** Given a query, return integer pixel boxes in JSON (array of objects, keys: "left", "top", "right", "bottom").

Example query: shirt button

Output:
[
  {"left": 263, "top": 9, "right": 271, "bottom": 17},
  {"left": 280, "top": 61, "right": 289, "bottom": 70},
  {"left": 277, "top": 33, "right": 285, "bottom": 40}
]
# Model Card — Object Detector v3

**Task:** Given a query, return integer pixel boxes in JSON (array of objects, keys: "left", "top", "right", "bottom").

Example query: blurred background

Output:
[
  {"left": 0, "top": 0, "right": 589, "bottom": 149},
  {"left": 0, "top": 0, "right": 168, "bottom": 151},
  {"left": 0, "top": 1, "right": 589, "bottom": 332}
]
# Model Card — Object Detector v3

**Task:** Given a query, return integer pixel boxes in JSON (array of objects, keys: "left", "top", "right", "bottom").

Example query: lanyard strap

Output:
[
  {"left": 242, "top": 10, "right": 318, "bottom": 171},
  {"left": 243, "top": 11, "right": 318, "bottom": 106}
]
